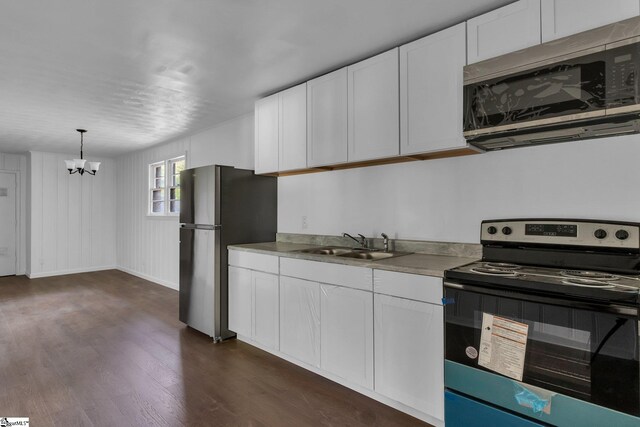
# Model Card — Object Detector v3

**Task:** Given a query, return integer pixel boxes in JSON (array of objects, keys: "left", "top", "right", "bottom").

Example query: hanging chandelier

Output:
[{"left": 64, "top": 129, "right": 100, "bottom": 175}]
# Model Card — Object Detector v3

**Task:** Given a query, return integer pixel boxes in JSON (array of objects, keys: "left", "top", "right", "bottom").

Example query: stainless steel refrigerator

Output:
[{"left": 179, "top": 165, "right": 277, "bottom": 341}]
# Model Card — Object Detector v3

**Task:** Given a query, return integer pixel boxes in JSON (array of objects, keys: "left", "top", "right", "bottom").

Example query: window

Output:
[{"left": 149, "top": 156, "right": 185, "bottom": 215}]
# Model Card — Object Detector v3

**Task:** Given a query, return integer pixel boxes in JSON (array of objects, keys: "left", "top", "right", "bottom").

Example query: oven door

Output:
[{"left": 444, "top": 281, "right": 639, "bottom": 421}]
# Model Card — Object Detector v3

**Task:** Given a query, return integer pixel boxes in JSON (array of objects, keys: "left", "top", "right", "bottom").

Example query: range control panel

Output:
[{"left": 481, "top": 219, "right": 640, "bottom": 250}]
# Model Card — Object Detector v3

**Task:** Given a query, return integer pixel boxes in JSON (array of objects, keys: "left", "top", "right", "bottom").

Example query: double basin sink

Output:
[{"left": 296, "top": 246, "right": 410, "bottom": 261}]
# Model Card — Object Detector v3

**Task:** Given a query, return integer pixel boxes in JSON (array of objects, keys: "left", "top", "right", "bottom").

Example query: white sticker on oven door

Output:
[
  {"left": 478, "top": 313, "right": 529, "bottom": 381},
  {"left": 465, "top": 346, "right": 478, "bottom": 359}
]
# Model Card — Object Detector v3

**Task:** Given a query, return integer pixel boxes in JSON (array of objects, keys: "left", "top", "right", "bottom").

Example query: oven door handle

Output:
[{"left": 444, "top": 281, "right": 638, "bottom": 317}]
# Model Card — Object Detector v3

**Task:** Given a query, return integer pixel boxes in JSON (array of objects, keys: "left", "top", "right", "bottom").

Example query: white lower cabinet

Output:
[
  {"left": 228, "top": 266, "right": 279, "bottom": 351},
  {"left": 252, "top": 271, "right": 279, "bottom": 349},
  {"left": 374, "top": 293, "right": 444, "bottom": 421},
  {"left": 320, "top": 284, "right": 374, "bottom": 389},
  {"left": 229, "top": 252, "right": 445, "bottom": 425},
  {"left": 279, "top": 276, "right": 321, "bottom": 367},
  {"left": 228, "top": 266, "right": 252, "bottom": 337}
]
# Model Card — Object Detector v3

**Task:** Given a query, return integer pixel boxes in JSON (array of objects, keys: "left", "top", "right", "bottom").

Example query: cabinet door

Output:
[
  {"left": 307, "top": 68, "right": 348, "bottom": 167},
  {"left": 400, "top": 23, "right": 466, "bottom": 155},
  {"left": 467, "top": 0, "right": 541, "bottom": 64},
  {"left": 541, "top": 0, "right": 639, "bottom": 42},
  {"left": 279, "top": 83, "right": 307, "bottom": 172},
  {"left": 374, "top": 294, "right": 444, "bottom": 421},
  {"left": 252, "top": 271, "right": 279, "bottom": 350},
  {"left": 279, "top": 276, "right": 320, "bottom": 367},
  {"left": 347, "top": 49, "right": 400, "bottom": 162},
  {"left": 320, "top": 285, "right": 373, "bottom": 389},
  {"left": 254, "top": 93, "right": 279, "bottom": 174},
  {"left": 228, "top": 266, "right": 252, "bottom": 337}
]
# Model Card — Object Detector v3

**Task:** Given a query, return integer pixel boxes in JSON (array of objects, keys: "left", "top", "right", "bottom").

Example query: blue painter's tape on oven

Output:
[
  {"left": 445, "top": 361, "right": 640, "bottom": 427},
  {"left": 441, "top": 297, "right": 455, "bottom": 305},
  {"left": 513, "top": 383, "right": 552, "bottom": 414}
]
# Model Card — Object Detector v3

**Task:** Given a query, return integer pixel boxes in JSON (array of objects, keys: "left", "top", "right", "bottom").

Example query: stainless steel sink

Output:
[
  {"left": 296, "top": 246, "right": 410, "bottom": 261},
  {"left": 336, "top": 251, "right": 409, "bottom": 260},
  {"left": 297, "top": 247, "right": 353, "bottom": 255}
]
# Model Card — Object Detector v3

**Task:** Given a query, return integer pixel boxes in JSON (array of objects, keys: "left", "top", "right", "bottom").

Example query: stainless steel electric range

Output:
[{"left": 443, "top": 219, "right": 640, "bottom": 427}]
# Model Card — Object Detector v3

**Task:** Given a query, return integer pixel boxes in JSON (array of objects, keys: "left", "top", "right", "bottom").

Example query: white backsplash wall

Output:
[
  {"left": 115, "top": 114, "right": 254, "bottom": 290},
  {"left": 27, "top": 151, "right": 116, "bottom": 277},
  {"left": 0, "top": 153, "right": 27, "bottom": 275},
  {"left": 278, "top": 134, "right": 640, "bottom": 243}
]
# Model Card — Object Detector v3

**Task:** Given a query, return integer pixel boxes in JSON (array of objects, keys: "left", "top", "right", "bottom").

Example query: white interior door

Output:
[{"left": 0, "top": 172, "right": 16, "bottom": 276}]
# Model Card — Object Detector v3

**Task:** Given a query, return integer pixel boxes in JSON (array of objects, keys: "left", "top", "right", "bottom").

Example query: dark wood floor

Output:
[{"left": 0, "top": 270, "right": 429, "bottom": 426}]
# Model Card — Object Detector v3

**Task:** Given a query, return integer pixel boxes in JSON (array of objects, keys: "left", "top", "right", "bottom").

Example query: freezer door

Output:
[
  {"left": 179, "top": 227, "right": 216, "bottom": 337},
  {"left": 180, "top": 165, "right": 216, "bottom": 226},
  {"left": 179, "top": 167, "right": 193, "bottom": 224}
]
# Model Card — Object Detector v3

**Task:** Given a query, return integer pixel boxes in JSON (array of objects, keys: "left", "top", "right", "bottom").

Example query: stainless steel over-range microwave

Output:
[{"left": 463, "top": 16, "right": 640, "bottom": 151}]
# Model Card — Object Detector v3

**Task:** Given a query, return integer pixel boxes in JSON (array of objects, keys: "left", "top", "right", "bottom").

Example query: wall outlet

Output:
[{"left": 301, "top": 216, "right": 308, "bottom": 230}]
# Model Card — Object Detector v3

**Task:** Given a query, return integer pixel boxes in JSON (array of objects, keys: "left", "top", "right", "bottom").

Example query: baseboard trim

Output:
[
  {"left": 27, "top": 265, "right": 116, "bottom": 279},
  {"left": 116, "top": 267, "right": 178, "bottom": 291}
]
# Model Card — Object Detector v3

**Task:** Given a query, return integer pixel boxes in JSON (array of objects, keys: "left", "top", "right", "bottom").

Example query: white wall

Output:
[
  {"left": 116, "top": 113, "right": 254, "bottom": 289},
  {"left": 0, "top": 152, "right": 27, "bottom": 274},
  {"left": 278, "top": 134, "right": 640, "bottom": 243},
  {"left": 27, "top": 151, "right": 116, "bottom": 277}
]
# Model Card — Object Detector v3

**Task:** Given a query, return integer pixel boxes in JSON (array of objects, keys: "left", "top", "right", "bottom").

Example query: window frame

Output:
[{"left": 148, "top": 155, "right": 185, "bottom": 217}]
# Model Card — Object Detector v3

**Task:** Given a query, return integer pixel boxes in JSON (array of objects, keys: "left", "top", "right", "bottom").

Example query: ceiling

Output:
[{"left": 0, "top": 0, "right": 513, "bottom": 157}]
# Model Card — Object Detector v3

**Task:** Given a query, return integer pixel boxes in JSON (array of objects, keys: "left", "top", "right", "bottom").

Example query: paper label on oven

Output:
[{"left": 478, "top": 313, "right": 529, "bottom": 381}]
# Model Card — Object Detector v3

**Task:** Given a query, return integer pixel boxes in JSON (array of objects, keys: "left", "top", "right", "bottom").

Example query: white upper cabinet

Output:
[
  {"left": 347, "top": 49, "right": 400, "bottom": 162},
  {"left": 254, "top": 93, "right": 279, "bottom": 174},
  {"left": 279, "top": 83, "right": 307, "bottom": 172},
  {"left": 307, "top": 68, "right": 349, "bottom": 167},
  {"left": 541, "top": 0, "right": 640, "bottom": 42},
  {"left": 400, "top": 23, "right": 466, "bottom": 155},
  {"left": 467, "top": 0, "right": 541, "bottom": 64}
]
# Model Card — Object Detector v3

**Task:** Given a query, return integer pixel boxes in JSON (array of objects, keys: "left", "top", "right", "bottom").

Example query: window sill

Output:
[{"left": 146, "top": 215, "right": 180, "bottom": 220}]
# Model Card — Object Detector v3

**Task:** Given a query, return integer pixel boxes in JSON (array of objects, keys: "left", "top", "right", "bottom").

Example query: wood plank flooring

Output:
[{"left": 0, "top": 270, "right": 430, "bottom": 426}]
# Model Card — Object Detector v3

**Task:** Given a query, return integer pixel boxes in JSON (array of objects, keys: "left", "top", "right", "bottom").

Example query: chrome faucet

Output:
[
  {"left": 381, "top": 233, "right": 389, "bottom": 252},
  {"left": 343, "top": 232, "right": 367, "bottom": 248}
]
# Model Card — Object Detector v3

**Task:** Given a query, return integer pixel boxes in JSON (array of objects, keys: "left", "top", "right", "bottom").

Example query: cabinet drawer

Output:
[
  {"left": 228, "top": 250, "right": 279, "bottom": 274},
  {"left": 373, "top": 270, "right": 442, "bottom": 304},
  {"left": 280, "top": 258, "right": 372, "bottom": 291}
]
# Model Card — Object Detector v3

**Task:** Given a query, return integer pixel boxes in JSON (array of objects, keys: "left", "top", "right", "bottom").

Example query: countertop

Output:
[{"left": 228, "top": 242, "right": 478, "bottom": 278}]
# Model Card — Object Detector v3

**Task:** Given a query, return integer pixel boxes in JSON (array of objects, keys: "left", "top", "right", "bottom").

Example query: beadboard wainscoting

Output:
[
  {"left": 27, "top": 151, "right": 116, "bottom": 278},
  {"left": 0, "top": 152, "right": 27, "bottom": 275},
  {"left": 115, "top": 114, "right": 254, "bottom": 290},
  {"left": 278, "top": 133, "right": 640, "bottom": 242}
]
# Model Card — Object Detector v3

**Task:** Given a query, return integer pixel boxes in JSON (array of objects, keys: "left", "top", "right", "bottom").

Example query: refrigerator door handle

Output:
[
  {"left": 180, "top": 223, "right": 197, "bottom": 229},
  {"left": 194, "top": 224, "right": 222, "bottom": 230}
]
